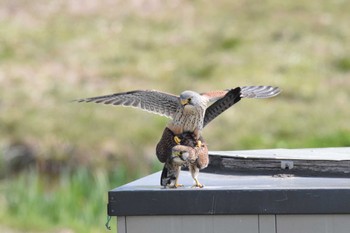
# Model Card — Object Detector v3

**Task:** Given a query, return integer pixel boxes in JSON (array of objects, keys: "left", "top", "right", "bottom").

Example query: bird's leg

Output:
[
  {"left": 173, "top": 135, "right": 181, "bottom": 145},
  {"left": 174, "top": 177, "right": 184, "bottom": 188},
  {"left": 169, "top": 166, "right": 183, "bottom": 188},
  {"left": 193, "top": 177, "right": 204, "bottom": 188},
  {"left": 189, "top": 165, "right": 204, "bottom": 188}
]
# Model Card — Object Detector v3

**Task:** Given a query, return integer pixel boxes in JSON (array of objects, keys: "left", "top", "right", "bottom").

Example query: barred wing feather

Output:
[
  {"left": 240, "top": 86, "right": 281, "bottom": 98},
  {"left": 75, "top": 90, "right": 180, "bottom": 119}
]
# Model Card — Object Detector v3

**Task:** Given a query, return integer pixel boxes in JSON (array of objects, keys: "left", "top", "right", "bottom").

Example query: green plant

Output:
[{"left": 1, "top": 168, "right": 134, "bottom": 233}]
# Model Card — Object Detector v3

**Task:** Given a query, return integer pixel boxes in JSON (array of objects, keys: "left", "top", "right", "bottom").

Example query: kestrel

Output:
[
  {"left": 157, "top": 88, "right": 244, "bottom": 188},
  {"left": 155, "top": 86, "right": 242, "bottom": 163},
  {"left": 160, "top": 129, "right": 209, "bottom": 188},
  {"left": 76, "top": 85, "right": 280, "bottom": 149}
]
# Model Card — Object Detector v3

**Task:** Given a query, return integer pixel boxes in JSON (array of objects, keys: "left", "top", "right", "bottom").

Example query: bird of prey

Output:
[
  {"left": 158, "top": 87, "right": 243, "bottom": 188},
  {"left": 76, "top": 85, "right": 280, "bottom": 149},
  {"left": 160, "top": 130, "right": 209, "bottom": 188}
]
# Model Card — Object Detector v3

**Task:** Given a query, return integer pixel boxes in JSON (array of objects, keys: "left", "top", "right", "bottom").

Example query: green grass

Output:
[
  {"left": 1, "top": 168, "right": 134, "bottom": 233},
  {"left": 1, "top": 0, "right": 350, "bottom": 232}
]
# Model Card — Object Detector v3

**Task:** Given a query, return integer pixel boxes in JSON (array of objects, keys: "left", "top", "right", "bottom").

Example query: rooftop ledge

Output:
[{"left": 108, "top": 147, "right": 350, "bottom": 216}]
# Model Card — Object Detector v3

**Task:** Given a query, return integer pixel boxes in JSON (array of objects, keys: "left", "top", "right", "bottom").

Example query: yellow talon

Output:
[
  {"left": 196, "top": 140, "right": 202, "bottom": 148},
  {"left": 192, "top": 178, "right": 204, "bottom": 188},
  {"left": 174, "top": 183, "right": 184, "bottom": 188},
  {"left": 169, "top": 178, "right": 184, "bottom": 188},
  {"left": 174, "top": 136, "right": 181, "bottom": 145}
]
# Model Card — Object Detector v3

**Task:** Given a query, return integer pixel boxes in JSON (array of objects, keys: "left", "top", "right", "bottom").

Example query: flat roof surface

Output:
[{"left": 108, "top": 170, "right": 350, "bottom": 216}]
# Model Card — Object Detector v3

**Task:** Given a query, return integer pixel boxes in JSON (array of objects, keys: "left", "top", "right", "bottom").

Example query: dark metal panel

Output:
[{"left": 108, "top": 171, "right": 350, "bottom": 216}]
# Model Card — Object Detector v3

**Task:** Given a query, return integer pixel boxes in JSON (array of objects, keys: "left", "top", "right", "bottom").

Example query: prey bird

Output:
[{"left": 160, "top": 130, "right": 209, "bottom": 188}]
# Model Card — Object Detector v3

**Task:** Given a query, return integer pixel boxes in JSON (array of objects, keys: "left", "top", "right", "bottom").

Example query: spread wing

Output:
[
  {"left": 202, "top": 86, "right": 281, "bottom": 101},
  {"left": 74, "top": 90, "right": 180, "bottom": 119},
  {"left": 203, "top": 86, "right": 281, "bottom": 127},
  {"left": 203, "top": 87, "right": 242, "bottom": 128}
]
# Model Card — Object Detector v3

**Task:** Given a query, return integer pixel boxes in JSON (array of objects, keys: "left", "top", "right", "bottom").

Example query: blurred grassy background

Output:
[{"left": 0, "top": 0, "right": 349, "bottom": 232}]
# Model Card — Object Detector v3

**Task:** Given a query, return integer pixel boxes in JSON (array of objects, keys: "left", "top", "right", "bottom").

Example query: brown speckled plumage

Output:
[{"left": 159, "top": 131, "right": 209, "bottom": 188}]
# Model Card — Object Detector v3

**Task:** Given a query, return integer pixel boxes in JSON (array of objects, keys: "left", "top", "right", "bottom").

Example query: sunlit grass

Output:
[{"left": 1, "top": 168, "right": 133, "bottom": 233}]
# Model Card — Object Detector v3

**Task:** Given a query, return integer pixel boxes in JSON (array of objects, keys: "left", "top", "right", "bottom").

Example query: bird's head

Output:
[
  {"left": 179, "top": 91, "right": 202, "bottom": 108},
  {"left": 171, "top": 145, "right": 190, "bottom": 163}
]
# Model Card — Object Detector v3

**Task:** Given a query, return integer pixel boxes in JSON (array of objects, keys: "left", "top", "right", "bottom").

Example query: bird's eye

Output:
[
  {"left": 179, "top": 151, "right": 183, "bottom": 155},
  {"left": 188, "top": 98, "right": 192, "bottom": 102}
]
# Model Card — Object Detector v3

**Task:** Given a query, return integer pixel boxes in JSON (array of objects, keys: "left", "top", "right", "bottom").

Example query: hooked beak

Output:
[
  {"left": 173, "top": 151, "right": 182, "bottom": 157},
  {"left": 180, "top": 99, "right": 189, "bottom": 106}
]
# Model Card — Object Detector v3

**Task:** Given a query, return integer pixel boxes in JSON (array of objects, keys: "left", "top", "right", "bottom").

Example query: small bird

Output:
[{"left": 161, "top": 141, "right": 209, "bottom": 188}]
